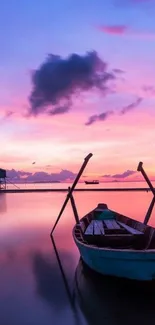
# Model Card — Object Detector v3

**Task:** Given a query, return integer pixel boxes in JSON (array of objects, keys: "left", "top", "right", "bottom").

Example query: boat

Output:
[
  {"left": 85, "top": 180, "right": 99, "bottom": 185},
  {"left": 51, "top": 154, "right": 155, "bottom": 281},
  {"left": 73, "top": 202, "right": 155, "bottom": 281}
]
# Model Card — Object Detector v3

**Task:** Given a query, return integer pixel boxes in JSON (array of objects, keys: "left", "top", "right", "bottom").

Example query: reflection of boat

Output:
[
  {"left": 75, "top": 258, "right": 155, "bottom": 325},
  {"left": 85, "top": 180, "right": 99, "bottom": 185},
  {"left": 50, "top": 232, "right": 155, "bottom": 325},
  {"left": 51, "top": 154, "right": 155, "bottom": 281}
]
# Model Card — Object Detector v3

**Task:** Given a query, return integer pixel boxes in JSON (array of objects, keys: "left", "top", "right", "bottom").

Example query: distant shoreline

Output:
[
  {"left": 1, "top": 179, "right": 155, "bottom": 185},
  {"left": 0, "top": 187, "right": 151, "bottom": 193}
]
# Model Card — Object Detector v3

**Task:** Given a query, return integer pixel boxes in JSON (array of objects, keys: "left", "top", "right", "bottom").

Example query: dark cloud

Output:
[
  {"left": 29, "top": 51, "right": 115, "bottom": 116},
  {"left": 85, "top": 97, "right": 143, "bottom": 126},
  {"left": 120, "top": 97, "right": 142, "bottom": 115},
  {"left": 48, "top": 105, "right": 70, "bottom": 115},
  {"left": 85, "top": 110, "right": 113, "bottom": 125},
  {"left": 6, "top": 169, "right": 32, "bottom": 180},
  {"left": 6, "top": 168, "right": 77, "bottom": 183},
  {"left": 102, "top": 170, "right": 136, "bottom": 179}
]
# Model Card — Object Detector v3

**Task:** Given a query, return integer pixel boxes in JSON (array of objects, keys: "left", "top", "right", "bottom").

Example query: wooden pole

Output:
[
  {"left": 144, "top": 196, "right": 155, "bottom": 225},
  {"left": 68, "top": 187, "right": 80, "bottom": 224},
  {"left": 50, "top": 153, "right": 93, "bottom": 235},
  {"left": 137, "top": 162, "right": 155, "bottom": 195},
  {"left": 137, "top": 161, "right": 155, "bottom": 224}
]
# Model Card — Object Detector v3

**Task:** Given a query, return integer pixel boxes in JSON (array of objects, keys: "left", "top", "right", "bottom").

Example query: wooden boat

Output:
[
  {"left": 85, "top": 180, "right": 99, "bottom": 185},
  {"left": 51, "top": 154, "right": 155, "bottom": 281},
  {"left": 73, "top": 203, "right": 155, "bottom": 281}
]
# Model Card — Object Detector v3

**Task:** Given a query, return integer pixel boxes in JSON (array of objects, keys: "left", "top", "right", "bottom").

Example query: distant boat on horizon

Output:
[{"left": 85, "top": 180, "right": 99, "bottom": 185}]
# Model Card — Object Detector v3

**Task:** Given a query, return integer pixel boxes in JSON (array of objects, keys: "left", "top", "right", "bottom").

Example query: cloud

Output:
[
  {"left": 112, "top": 68, "right": 125, "bottom": 74},
  {"left": 4, "top": 110, "right": 14, "bottom": 118},
  {"left": 98, "top": 25, "right": 127, "bottom": 35},
  {"left": 29, "top": 51, "right": 115, "bottom": 116},
  {"left": 112, "top": 170, "right": 136, "bottom": 178},
  {"left": 120, "top": 97, "right": 143, "bottom": 115},
  {"left": 142, "top": 85, "right": 155, "bottom": 96},
  {"left": 6, "top": 168, "right": 77, "bottom": 183},
  {"left": 48, "top": 105, "right": 70, "bottom": 115},
  {"left": 0, "top": 110, "right": 14, "bottom": 124},
  {"left": 85, "top": 110, "right": 113, "bottom": 126},
  {"left": 85, "top": 97, "right": 142, "bottom": 126},
  {"left": 102, "top": 170, "right": 136, "bottom": 179},
  {"left": 97, "top": 24, "right": 155, "bottom": 39},
  {"left": 6, "top": 169, "right": 32, "bottom": 180}
]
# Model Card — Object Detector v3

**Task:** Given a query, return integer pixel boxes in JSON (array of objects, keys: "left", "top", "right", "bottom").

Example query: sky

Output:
[{"left": 1, "top": 0, "right": 155, "bottom": 182}]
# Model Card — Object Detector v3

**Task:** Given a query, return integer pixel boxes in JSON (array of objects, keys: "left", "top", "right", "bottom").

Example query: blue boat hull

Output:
[{"left": 74, "top": 237, "right": 155, "bottom": 281}]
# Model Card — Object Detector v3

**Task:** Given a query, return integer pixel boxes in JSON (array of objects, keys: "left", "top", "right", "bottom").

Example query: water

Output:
[
  {"left": 5, "top": 180, "right": 155, "bottom": 190},
  {"left": 1, "top": 186, "right": 155, "bottom": 324}
]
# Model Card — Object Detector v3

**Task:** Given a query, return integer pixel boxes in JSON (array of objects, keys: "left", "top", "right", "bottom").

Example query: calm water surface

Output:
[{"left": 1, "top": 187, "right": 155, "bottom": 324}]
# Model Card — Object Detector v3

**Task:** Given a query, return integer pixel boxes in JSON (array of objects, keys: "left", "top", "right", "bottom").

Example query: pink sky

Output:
[
  {"left": 1, "top": 91, "right": 155, "bottom": 181},
  {"left": 1, "top": 0, "right": 155, "bottom": 182}
]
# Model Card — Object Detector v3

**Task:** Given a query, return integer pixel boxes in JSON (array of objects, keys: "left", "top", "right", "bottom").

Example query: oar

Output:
[
  {"left": 137, "top": 161, "right": 155, "bottom": 225},
  {"left": 50, "top": 153, "right": 93, "bottom": 235}
]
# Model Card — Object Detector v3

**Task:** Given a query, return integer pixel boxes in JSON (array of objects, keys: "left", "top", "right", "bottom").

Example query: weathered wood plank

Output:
[
  {"left": 95, "top": 220, "right": 105, "bottom": 234},
  {"left": 85, "top": 221, "right": 94, "bottom": 235},
  {"left": 111, "top": 220, "right": 121, "bottom": 229},
  {"left": 93, "top": 220, "right": 102, "bottom": 235},
  {"left": 118, "top": 221, "right": 143, "bottom": 235},
  {"left": 104, "top": 219, "right": 121, "bottom": 230}
]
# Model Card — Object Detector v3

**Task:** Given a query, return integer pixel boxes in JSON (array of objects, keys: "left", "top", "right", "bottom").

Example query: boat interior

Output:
[{"left": 74, "top": 203, "right": 155, "bottom": 250}]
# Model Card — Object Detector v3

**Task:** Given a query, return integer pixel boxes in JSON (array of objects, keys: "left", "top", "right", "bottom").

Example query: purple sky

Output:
[{"left": 1, "top": 0, "right": 155, "bottom": 181}]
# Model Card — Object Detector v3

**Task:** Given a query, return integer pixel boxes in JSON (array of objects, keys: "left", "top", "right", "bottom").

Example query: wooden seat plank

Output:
[
  {"left": 97, "top": 220, "right": 105, "bottom": 235},
  {"left": 85, "top": 221, "right": 94, "bottom": 235},
  {"left": 93, "top": 220, "right": 105, "bottom": 235},
  {"left": 104, "top": 219, "right": 121, "bottom": 230},
  {"left": 93, "top": 221, "right": 101, "bottom": 235},
  {"left": 111, "top": 220, "right": 120, "bottom": 229},
  {"left": 117, "top": 221, "right": 143, "bottom": 235}
]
